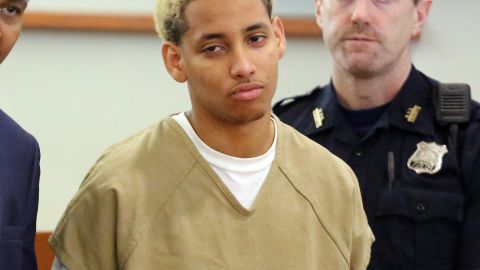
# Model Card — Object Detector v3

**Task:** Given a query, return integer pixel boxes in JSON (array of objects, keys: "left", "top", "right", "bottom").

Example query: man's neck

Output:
[
  {"left": 185, "top": 111, "right": 275, "bottom": 158},
  {"left": 332, "top": 62, "right": 412, "bottom": 110}
]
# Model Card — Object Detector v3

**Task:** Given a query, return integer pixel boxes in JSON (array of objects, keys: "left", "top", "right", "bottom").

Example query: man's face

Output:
[
  {"left": 0, "top": 0, "right": 27, "bottom": 64},
  {"left": 165, "top": 0, "right": 285, "bottom": 125},
  {"left": 316, "top": 0, "right": 429, "bottom": 77}
]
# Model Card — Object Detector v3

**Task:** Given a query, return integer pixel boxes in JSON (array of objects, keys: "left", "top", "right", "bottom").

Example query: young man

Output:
[
  {"left": 49, "top": 0, "right": 373, "bottom": 269},
  {"left": 0, "top": 0, "right": 41, "bottom": 269},
  {"left": 274, "top": 0, "right": 480, "bottom": 269}
]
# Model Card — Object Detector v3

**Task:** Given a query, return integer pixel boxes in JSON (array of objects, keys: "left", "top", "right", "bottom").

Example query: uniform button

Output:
[
  {"left": 354, "top": 150, "right": 362, "bottom": 157},
  {"left": 416, "top": 203, "right": 427, "bottom": 213}
]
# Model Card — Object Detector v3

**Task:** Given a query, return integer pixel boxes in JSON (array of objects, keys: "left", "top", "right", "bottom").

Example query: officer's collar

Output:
[
  {"left": 307, "top": 65, "right": 436, "bottom": 138},
  {"left": 301, "top": 83, "right": 342, "bottom": 137},
  {"left": 384, "top": 66, "right": 435, "bottom": 137}
]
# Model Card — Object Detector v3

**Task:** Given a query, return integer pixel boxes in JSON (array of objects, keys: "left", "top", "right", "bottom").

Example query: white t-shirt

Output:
[{"left": 173, "top": 112, "right": 277, "bottom": 209}]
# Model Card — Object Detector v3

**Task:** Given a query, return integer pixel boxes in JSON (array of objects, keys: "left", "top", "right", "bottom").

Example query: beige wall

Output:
[{"left": 0, "top": 1, "right": 478, "bottom": 231}]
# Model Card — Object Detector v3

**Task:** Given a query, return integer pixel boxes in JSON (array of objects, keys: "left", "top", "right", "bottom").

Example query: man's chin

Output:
[
  {"left": 226, "top": 111, "right": 266, "bottom": 125},
  {"left": 342, "top": 59, "right": 381, "bottom": 78}
]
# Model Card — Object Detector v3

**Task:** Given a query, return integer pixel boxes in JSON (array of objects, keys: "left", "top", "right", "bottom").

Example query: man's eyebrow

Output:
[
  {"left": 199, "top": 33, "right": 225, "bottom": 41},
  {"left": 244, "top": 22, "right": 269, "bottom": 33},
  {"left": 198, "top": 22, "right": 270, "bottom": 41},
  {"left": 2, "top": 0, "right": 28, "bottom": 6}
]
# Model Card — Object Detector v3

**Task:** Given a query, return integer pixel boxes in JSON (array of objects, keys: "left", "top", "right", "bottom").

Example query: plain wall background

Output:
[
  {"left": 25, "top": 0, "right": 316, "bottom": 16},
  {"left": 0, "top": 1, "right": 479, "bottom": 231}
]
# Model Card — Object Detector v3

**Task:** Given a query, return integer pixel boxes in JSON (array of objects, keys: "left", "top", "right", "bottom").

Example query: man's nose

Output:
[
  {"left": 230, "top": 48, "right": 256, "bottom": 79},
  {"left": 351, "top": 0, "right": 373, "bottom": 25}
]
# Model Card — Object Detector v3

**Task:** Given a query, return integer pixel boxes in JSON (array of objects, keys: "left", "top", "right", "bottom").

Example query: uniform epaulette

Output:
[
  {"left": 471, "top": 99, "right": 480, "bottom": 121},
  {"left": 273, "top": 87, "right": 321, "bottom": 114}
]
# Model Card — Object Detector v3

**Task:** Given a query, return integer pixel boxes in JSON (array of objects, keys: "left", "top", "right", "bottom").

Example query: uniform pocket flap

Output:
[
  {"left": 0, "top": 226, "right": 25, "bottom": 241},
  {"left": 376, "top": 188, "right": 464, "bottom": 223}
]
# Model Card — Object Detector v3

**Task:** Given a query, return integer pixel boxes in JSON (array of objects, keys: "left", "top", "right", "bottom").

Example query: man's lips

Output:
[
  {"left": 231, "top": 83, "right": 264, "bottom": 101},
  {"left": 345, "top": 36, "right": 376, "bottom": 42}
]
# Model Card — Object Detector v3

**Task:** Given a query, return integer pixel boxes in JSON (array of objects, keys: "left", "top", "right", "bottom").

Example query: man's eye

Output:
[
  {"left": 248, "top": 35, "right": 266, "bottom": 44},
  {"left": 335, "top": 0, "right": 351, "bottom": 3},
  {"left": 374, "top": 0, "right": 394, "bottom": 4},
  {"left": 0, "top": 6, "right": 21, "bottom": 16},
  {"left": 202, "top": 45, "right": 224, "bottom": 54}
]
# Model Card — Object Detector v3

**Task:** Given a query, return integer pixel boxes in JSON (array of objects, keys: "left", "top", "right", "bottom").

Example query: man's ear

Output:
[
  {"left": 412, "top": 0, "right": 432, "bottom": 39},
  {"left": 272, "top": 17, "right": 286, "bottom": 59},
  {"left": 315, "top": 0, "right": 323, "bottom": 29},
  {"left": 162, "top": 41, "right": 187, "bottom": 83}
]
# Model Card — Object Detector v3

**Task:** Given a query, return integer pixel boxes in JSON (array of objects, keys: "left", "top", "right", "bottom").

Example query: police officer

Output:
[{"left": 274, "top": 0, "right": 480, "bottom": 269}]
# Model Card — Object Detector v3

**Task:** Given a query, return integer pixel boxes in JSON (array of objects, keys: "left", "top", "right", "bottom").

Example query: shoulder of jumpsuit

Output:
[
  {"left": 0, "top": 108, "right": 39, "bottom": 160},
  {"left": 75, "top": 117, "right": 199, "bottom": 204},
  {"left": 384, "top": 66, "right": 438, "bottom": 137},
  {"left": 273, "top": 83, "right": 341, "bottom": 136}
]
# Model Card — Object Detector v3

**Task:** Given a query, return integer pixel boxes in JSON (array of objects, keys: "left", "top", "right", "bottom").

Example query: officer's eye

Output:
[{"left": 373, "top": 0, "right": 394, "bottom": 4}]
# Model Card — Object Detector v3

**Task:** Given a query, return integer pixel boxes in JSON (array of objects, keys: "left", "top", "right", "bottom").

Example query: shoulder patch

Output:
[
  {"left": 273, "top": 87, "right": 322, "bottom": 110},
  {"left": 471, "top": 99, "right": 480, "bottom": 120},
  {"left": 277, "top": 97, "right": 297, "bottom": 107}
]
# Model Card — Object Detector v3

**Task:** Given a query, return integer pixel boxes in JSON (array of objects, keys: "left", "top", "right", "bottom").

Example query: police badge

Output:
[{"left": 407, "top": 141, "right": 448, "bottom": 175}]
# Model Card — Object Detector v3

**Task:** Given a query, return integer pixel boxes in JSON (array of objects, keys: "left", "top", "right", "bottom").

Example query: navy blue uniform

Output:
[
  {"left": 0, "top": 109, "right": 40, "bottom": 270},
  {"left": 274, "top": 67, "right": 480, "bottom": 270}
]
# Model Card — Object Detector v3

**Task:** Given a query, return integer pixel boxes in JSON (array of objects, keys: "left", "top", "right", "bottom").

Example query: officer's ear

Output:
[
  {"left": 162, "top": 41, "right": 187, "bottom": 83},
  {"left": 412, "top": 0, "right": 432, "bottom": 39},
  {"left": 314, "top": 0, "right": 323, "bottom": 29}
]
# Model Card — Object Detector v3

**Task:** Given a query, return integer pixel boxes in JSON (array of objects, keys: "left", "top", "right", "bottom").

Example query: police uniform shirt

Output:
[{"left": 274, "top": 66, "right": 480, "bottom": 270}]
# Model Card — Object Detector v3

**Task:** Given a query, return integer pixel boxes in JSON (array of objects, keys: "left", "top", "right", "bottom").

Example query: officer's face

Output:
[
  {"left": 162, "top": 0, "right": 286, "bottom": 125},
  {"left": 0, "top": 0, "right": 27, "bottom": 64},
  {"left": 315, "top": 0, "right": 430, "bottom": 77}
]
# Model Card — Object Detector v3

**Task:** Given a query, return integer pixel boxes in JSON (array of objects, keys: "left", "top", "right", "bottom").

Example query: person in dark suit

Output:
[{"left": 1, "top": 0, "right": 41, "bottom": 269}]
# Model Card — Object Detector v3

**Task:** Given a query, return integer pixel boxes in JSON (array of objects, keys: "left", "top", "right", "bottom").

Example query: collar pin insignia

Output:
[
  {"left": 405, "top": 105, "right": 422, "bottom": 123},
  {"left": 312, "top": 108, "right": 325, "bottom": 128}
]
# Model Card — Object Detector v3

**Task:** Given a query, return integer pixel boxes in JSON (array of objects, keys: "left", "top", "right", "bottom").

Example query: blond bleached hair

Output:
[{"left": 153, "top": 0, "right": 274, "bottom": 44}]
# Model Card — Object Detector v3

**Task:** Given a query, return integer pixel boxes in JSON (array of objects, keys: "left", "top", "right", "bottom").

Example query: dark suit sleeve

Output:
[
  {"left": 0, "top": 110, "right": 41, "bottom": 270},
  {"left": 22, "top": 138, "right": 40, "bottom": 270}
]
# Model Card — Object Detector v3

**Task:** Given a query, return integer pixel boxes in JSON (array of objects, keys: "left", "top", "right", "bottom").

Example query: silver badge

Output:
[{"left": 407, "top": 141, "right": 448, "bottom": 175}]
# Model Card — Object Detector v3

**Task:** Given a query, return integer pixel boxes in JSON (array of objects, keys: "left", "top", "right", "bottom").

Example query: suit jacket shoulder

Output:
[{"left": 0, "top": 109, "right": 40, "bottom": 270}]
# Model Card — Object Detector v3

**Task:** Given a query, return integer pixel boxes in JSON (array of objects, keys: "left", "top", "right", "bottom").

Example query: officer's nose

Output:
[
  {"left": 350, "top": 0, "right": 373, "bottom": 25},
  {"left": 230, "top": 47, "right": 256, "bottom": 79}
]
